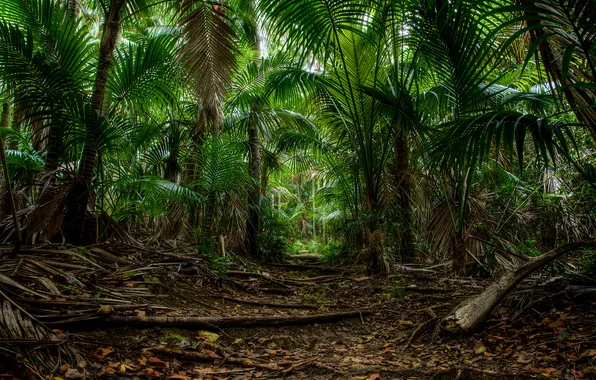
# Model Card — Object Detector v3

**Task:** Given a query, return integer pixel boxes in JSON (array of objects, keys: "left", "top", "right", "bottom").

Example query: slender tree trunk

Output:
[
  {"left": 0, "top": 101, "right": 22, "bottom": 248},
  {"left": 8, "top": 102, "right": 21, "bottom": 151},
  {"left": 451, "top": 227, "right": 465, "bottom": 275},
  {"left": 162, "top": 145, "right": 184, "bottom": 238},
  {"left": 245, "top": 106, "right": 261, "bottom": 256},
  {"left": 67, "top": 0, "right": 80, "bottom": 19},
  {"left": 260, "top": 158, "right": 268, "bottom": 196},
  {"left": 365, "top": 189, "right": 382, "bottom": 274},
  {"left": 296, "top": 175, "right": 307, "bottom": 238},
  {"left": 63, "top": 0, "right": 123, "bottom": 244},
  {"left": 394, "top": 132, "right": 415, "bottom": 262},
  {"left": 0, "top": 102, "right": 12, "bottom": 218},
  {"left": 450, "top": 241, "right": 596, "bottom": 333},
  {"left": 312, "top": 179, "right": 316, "bottom": 238},
  {"left": 44, "top": 123, "right": 63, "bottom": 173},
  {"left": 164, "top": 146, "right": 180, "bottom": 183}
]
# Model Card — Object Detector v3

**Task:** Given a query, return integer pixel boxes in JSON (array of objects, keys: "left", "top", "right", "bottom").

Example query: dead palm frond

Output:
[
  {"left": 426, "top": 194, "right": 490, "bottom": 268},
  {"left": 179, "top": 0, "right": 238, "bottom": 134}
]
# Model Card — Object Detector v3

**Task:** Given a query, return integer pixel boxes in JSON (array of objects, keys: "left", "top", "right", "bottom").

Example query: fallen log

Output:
[
  {"left": 105, "top": 309, "right": 372, "bottom": 329},
  {"left": 221, "top": 296, "right": 338, "bottom": 309},
  {"left": 448, "top": 241, "right": 596, "bottom": 333}
]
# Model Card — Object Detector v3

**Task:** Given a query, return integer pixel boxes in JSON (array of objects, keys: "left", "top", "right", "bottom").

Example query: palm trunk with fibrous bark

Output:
[
  {"left": 394, "top": 132, "right": 415, "bottom": 262},
  {"left": 245, "top": 105, "right": 261, "bottom": 256},
  {"left": 0, "top": 101, "right": 22, "bottom": 249},
  {"left": 63, "top": 0, "right": 124, "bottom": 244}
]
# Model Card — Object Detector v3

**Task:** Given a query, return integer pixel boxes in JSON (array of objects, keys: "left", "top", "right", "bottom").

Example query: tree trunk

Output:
[
  {"left": 62, "top": 0, "right": 123, "bottom": 244},
  {"left": 44, "top": 123, "right": 63, "bottom": 173},
  {"left": 451, "top": 228, "right": 465, "bottom": 275},
  {"left": 364, "top": 189, "right": 383, "bottom": 274},
  {"left": 0, "top": 101, "right": 12, "bottom": 219},
  {"left": 164, "top": 146, "right": 179, "bottom": 183},
  {"left": 394, "top": 132, "right": 415, "bottom": 262},
  {"left": 0, "top": 101, "right": 22, "bottom": 248},
  {"left": 245, "top": 106, "right": 261, "bottom": 256},
  {"left": 449, "top": 241, "right": 596, "bottom": 333},
  {"left": 260, "top": 156, "right": 268, "bottom": 196},
  {"left": 8, "top": 102, "right": 22, "bottom": 151},
  {"left": 104, "top": 309, "right": 372, "bottom": 328}
]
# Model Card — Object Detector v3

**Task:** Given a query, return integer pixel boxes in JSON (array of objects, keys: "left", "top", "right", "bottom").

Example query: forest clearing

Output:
[{"left": 0, "top": 0, "right": 595, "bottom": 378}]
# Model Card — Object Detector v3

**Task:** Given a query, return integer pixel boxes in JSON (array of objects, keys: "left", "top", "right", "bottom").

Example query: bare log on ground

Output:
[
  {"left": 104, "top": 309, "right": 372, "bottom": 329},
  {"left": 449, "top": 241, "right": 596, "bottom": 333}
]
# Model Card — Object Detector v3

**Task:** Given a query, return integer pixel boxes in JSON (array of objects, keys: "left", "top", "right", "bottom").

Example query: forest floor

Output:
[{"left": 1, "top": 244, "right": 596, "bottom": 379}]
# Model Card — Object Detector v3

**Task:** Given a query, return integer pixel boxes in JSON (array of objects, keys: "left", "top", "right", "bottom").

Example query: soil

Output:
[
  {"left": 1, "top": 246, "right": 594, "bottom": 380},
  {"left": 65, "top": 265, "right": 596, "bottom": 379}
]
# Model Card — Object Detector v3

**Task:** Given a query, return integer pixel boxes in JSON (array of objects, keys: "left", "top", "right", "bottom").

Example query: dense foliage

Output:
[{"left": 0, "top": 0, "right": 594, "bottom": 274}]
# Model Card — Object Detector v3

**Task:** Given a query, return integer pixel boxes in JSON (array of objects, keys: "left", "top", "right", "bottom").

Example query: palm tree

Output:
[{"left": 223, "top": 53, "right": 315, "bottom": 256}]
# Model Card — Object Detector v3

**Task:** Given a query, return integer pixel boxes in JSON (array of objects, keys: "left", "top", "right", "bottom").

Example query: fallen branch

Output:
[
  {"left": 402, "top": 317, "right": 439, "bottom": 351},
  {"left": 225, "top": 271, "right": 291, "bottom": 288},
  {"left": 226, "top": 271, "right": 356, "bottom": 286},
  {"left": 267, "top": 263, "right": 342, "bottom": 273},
  {"left": 221, "top": 296, "right": 337, "bottom": 309},
  {"left": 104, "top": 309, "right": 372, "bottom": 329},
  {"left": 448, "top": 241, "right": 596, "bottom": 333}
]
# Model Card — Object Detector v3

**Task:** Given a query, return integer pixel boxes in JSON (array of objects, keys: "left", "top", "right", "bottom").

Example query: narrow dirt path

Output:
[{"left": 68, "top": 262, "right": 595, "bottom": 379}]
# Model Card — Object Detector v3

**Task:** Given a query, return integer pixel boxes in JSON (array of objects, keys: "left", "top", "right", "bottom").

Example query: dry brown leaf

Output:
[
  {"left": 95, "top": 347, "right": 113, "bottom": 359},
  {"left": 148, "top": 356, "right": 170, "bottom": 368}
]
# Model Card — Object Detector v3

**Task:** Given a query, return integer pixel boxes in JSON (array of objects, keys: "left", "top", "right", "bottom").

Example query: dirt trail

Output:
[
  {"left": 69, "top": 263, "right": 595, "bottom": 380},
  {"left": 0, "top": 245, "right": 594, "bottom": 379}
]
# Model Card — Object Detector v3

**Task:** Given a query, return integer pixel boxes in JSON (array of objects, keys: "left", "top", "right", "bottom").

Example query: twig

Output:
[{"left": 401, "top": 317, "right": 439, "bottom": 352}]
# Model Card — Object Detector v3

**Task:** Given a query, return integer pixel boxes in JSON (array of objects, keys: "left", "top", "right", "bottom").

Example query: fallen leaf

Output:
[
  {"left": 148, "top": 356, "right": 170, "bottom": 368},
  {"left": 97, "top": 305, "right": 115, "bottom": 315},
  {"left": 198, "top": 330, "right": 220, "bottom": 342},
  {"left": 64, "top": 369, "right": 82, "bottom": 379},
  {"left": 474, "top": 346, "right": 487, "bottom": 355},
  {"left": 582, "top": 349, "right": 596, "bottom": 357},
  {"left": 95, "top": 347, "right": 113, "bottom": 360},
  {"left": 367, "top": 374, "right": 382, "bottom": 380},
  {"left": 516, "top": 356, "right": 532, "bottom": 364}
]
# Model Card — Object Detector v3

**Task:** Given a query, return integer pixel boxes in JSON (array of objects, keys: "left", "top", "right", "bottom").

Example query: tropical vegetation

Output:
[{"left": 0, "top": 0, "right": 594, "bottom": 276}]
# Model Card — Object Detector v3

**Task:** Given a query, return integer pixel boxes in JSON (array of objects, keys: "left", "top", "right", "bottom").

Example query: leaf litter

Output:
[{"left": 0, "top": 243, "right": 594, "bottom": 379}]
